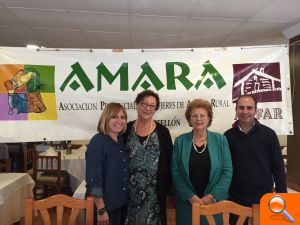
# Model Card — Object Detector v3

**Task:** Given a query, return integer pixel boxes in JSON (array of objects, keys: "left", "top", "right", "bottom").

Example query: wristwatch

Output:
[{"left": 96, "top": 207, "right": 107, "bottom": 215}]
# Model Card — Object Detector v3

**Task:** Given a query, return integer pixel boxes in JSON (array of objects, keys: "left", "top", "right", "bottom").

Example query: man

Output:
[{"left": 224, "top": 94, "right": 286, "bottom": 223}]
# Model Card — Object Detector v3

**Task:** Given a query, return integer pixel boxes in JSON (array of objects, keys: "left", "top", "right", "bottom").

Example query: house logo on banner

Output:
[
  {"left": 0, "top": 64, "right": 57, "bottom": 120},
  {"left": 232, "top": 63, "right": 282, "bottom": 103}
]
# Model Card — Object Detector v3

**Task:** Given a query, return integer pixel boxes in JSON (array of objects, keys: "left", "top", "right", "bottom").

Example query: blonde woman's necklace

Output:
[
  {"left": 135, "top": 120, "right": 153, "bottom": 148},
  {"left": 193, "top": 135, "right": 207, "bottom": 154}
]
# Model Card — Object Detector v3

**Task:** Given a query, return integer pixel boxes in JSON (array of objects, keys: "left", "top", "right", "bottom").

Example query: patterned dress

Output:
[{"left": 125, "top": 127, "right": 161, "bottom": 225}]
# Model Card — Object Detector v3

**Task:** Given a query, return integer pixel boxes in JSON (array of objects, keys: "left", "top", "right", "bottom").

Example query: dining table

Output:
[
  {"left": 39, "top": 145, "right": 87, "bottom": 191},
  {"left": 0, "top": 173, "right": 35, "bottom": 225}
]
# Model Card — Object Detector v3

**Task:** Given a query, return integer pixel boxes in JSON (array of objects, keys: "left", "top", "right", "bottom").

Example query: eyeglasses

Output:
[{"left": 140, "top": 102, "right": 156, "bottom": 111}]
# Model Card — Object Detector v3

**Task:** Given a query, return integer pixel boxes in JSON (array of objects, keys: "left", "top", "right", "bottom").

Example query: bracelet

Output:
[
  {"left": 212, "top": 196, "right": 217, "bottom": 203},
  {"left": 96, "top": 207, "right": 107, "bottom": 215}
]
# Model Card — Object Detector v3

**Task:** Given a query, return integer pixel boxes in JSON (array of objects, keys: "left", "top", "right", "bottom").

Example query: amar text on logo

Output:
[{"left": 59, "top": 60, "right": 226, "bottom": 92}]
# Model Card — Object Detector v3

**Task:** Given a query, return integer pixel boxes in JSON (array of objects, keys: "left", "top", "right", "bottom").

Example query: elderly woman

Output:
[
  {"left": 171, "top": 99, "right": 232, "bottom": 225},
  {"left": 123, "top": 90, "right": 173, "bottom": 225}
]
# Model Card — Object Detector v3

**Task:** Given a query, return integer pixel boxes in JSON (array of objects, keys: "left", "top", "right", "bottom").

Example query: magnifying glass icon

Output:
[{"left": 268, "top": 195, "right": 295, "bottom": 223}]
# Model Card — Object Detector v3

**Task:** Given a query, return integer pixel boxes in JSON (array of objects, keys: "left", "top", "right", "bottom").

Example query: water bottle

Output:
[{"left": 66, "top": 141, "right": 72, "bottom": 155}]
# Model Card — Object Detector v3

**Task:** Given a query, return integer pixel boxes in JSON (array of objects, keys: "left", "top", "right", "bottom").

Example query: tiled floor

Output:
[{"left": 288, "top": 187, "right": 298, "bottom": 193}]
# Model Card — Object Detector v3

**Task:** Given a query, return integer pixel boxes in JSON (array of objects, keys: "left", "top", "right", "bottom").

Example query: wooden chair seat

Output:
[
  {"left": 24, "top": 194, "right": 94, "bottom": 225},
  {"left": 39, "top": 170, "right": 69, "bottom": 185},
  {"left": 192, "top": 200, "right": 260, "bottom": 225}
]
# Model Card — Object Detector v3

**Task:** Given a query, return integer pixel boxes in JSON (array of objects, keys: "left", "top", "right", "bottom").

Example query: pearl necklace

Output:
[
  {"left": 135, "top": 120, "right": 153, "bottom": 148},
  {"left": 193, "top": 135, "right": 207, "bottom": 154}
]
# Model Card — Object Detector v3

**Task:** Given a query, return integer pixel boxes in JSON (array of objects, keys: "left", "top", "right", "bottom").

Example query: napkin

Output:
[
  {"left": 44, "top": 147, "right": 57, "bottom": 156},
  {"left": 78, "top": 144, "right": 87, "bottom": 152}
]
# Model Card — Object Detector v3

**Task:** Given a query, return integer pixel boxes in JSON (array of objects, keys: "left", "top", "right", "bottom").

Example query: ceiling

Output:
[{"left": 0, "top": 0, "right": 300, "bottom": 49}]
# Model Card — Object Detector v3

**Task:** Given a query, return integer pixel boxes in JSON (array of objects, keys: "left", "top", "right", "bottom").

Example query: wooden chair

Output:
[
  {"left": 23, "top": 143, "right": 36, "bottom": 176},
  {"left": 24, "top": 194, "right": 94, "bottom": 225},
  {"left": 0, "top": 158, "right": 11, "bottom": 172},
  {"left": 33, "top": 151, "right": 70, "bottom": 199},
  {"left": 192, "top": 200, "right": 260, "bottom": 225}
]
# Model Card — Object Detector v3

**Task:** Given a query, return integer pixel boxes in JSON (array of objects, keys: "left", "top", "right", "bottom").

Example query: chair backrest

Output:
[
  {"left": 192, "top": 200, "right": 260, "bottom": 225},
  {"left": 24, "top": 194, "right": 94, "bottom": 225},
  {"left": 0, "top": 158, "right": 11, "bottom": 172},
  {"left": 23, "top": 143, "right": 36, "bottom": 172},
  {"left": 33, "top": 151, "right": 62, "bottom": 195}
]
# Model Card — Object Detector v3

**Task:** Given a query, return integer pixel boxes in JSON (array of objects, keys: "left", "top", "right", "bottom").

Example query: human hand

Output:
[
  {"left": 97, "top": 212, "right": 109, "bottom": 225},
  {"left": 189, "top": 195, "right": 204, "bottom": 205},
  {"left": 201, "top": 194, "right": 215, "bottom": 205}
]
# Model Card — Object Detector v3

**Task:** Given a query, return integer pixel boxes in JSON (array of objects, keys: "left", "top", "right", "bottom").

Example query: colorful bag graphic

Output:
[{"left": 0, "top": 64, "right": 57, "bottom": 120}]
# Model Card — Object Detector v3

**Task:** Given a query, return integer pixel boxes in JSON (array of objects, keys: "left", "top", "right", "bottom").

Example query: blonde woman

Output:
[{"left": 86, "top": 103, "right": 128, "bottom": 225}]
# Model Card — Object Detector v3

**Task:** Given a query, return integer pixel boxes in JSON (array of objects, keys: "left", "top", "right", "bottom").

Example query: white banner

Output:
[{"left": 0, "top": 46, "right": 293, "bottom": 142}]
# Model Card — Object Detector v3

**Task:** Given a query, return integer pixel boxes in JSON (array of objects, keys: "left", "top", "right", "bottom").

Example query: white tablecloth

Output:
[
  {"left": 73, "top": 180, "right": 87, "bottom": 225},
  {"left": 39, "top": 145, "right": 86, "bottom": 191},
  {"left": 73, "top": 180, "right": 86, "bottom": 199},
  {"left": 0, "top": 173, "right": 35, "bottom": 225}
]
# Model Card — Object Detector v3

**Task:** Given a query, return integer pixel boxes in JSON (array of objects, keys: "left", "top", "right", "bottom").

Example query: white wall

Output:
[{"left": 278, "top": 135, "right": 287, "bottom": 146}]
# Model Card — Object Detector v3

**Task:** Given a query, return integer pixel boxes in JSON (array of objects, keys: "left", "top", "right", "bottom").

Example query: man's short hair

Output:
[{"left": 236, "top": 94, "right": 257, "bottom": 110}]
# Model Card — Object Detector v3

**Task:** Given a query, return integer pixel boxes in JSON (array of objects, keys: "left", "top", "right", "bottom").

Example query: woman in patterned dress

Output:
[{"left": 123, "top": 90, "right": 173, "bottom": 225}]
